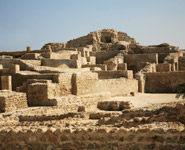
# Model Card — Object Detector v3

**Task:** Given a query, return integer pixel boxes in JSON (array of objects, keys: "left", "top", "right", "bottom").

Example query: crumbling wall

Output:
[
  {"left": 72, "top": 72, "right": 99, "bottom": 95},
  {"left": 0, "top": 126, "right": 184, "bottom": 150},
  {"left": 53, "top": 73, "right": 73, "bottom": 96},
  {"left": 12, "top": 73, "right": 57, "bottom": 91},
  {"left": 72, "top": 72, "right": 138, "bottom": 96},
  {"left": 94, "top": 70, "right": 133, "bottom": 79},
  {"left": 179, "top": 56, "right": 185, "bottom": 71},
  {"left": 27, "top": 73, "right": 75, "bottom": 106},
  {"left": 67, "top": 29, "right": 136, "bottom": 51},
  {"left": 0, "top": 90, "right": 27, "bottom": 113},
  {"left": 21, "top": 53, "right": 41, "bottom": 60},
  {"left": 104, "top": 56, "right": 124, "bottom": 71},
  {"left": 145, "top": 72, "right": 185, "bottom": 93},
  {"left": 67, "top": 34, "right": 94, "bottom": 48},
  {"left": 41, "top": 43, "right": 66, "bottom": 51},
  {"left": 143, "top": 46, "right": 178, "bottom": 53},
  {"left": 41, "top": 59, "right": 81, "bottom": 68},
  {"left": 124, "top": 53, "right": 158, "bottom": 72},
  {"left": 0, "top": 58, "right": 40, "bottom": 71},
  {"left": 96, "top": 78, "right": 138, "bottom": 96},
  {"left": 27, "top": 81, "right": 57, "bottom": 106},
  {"left": 156, "top": 63, "right": 171, "bottom": 72},
  {"left": 96, "top": 51, "right": 120, "bottom": 64},
  {"left": 50, "top": 51, "right": 78, "bottom": 59},
  {"left": 132, "top": 43, "right": 179, "bottom": 54}
]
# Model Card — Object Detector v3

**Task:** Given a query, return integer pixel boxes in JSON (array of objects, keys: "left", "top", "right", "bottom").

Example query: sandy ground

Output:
[{"left": 111, "top": 93, "right": 185, "bottom": 108}]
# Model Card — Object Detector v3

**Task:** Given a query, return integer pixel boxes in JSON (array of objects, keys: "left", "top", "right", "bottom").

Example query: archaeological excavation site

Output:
[{"left": 0, "top": 29, "right": 185, "bottom": 150}]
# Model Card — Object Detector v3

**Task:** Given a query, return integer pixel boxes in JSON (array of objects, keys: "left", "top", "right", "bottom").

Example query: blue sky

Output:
[{"left": 0, "top": 0, "right": 185, "bottom": 51}]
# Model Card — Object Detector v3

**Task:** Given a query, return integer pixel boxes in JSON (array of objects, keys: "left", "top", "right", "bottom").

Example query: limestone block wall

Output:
[
  {"left": 179, "top": 56, "right": 185, "bottom": 71},
  {"left": 28, "top": 81, "right": 65, "bottom": 106},
  {"left": 96, "top": 78, "right": 138, "bottom": 96},
  {"left": 27, "top": 82, "right": 49, "bottom": 106},
  {"left": 12, "top": 73, "right": 57, "bottom": 91},
  {"left": 41, "top": 59, "right": 81, "bottom": 68},
  {"left": 27, "top": 73, "right": 74, "bottom": 106},
  {"left": 0, "top": 127, "right": 184, "bottom": 150},
  {"left": 21, "top": 53, "right": 41, "bottom": 60},
  {"left": 124, "top": 53, "right": 158, "bottom": 73},
  {"left": 53, "top": 73, "right": 74, "bottom": 96},
  {"left": 50, "top": 51, "right": 78, "bottom": 59},
  {"left": 0, "top": 90, "right": 27, "bottom": 113},
  {"left": 142, "top": 46, "right": 178, "bottom": 53},
  {"left": 93, "top": 70, "right": 133, "bottom": 79},
  {"left": 82, "top": 64, "right": 107, "bottom": 71},
  {"left": 72, "top": 72, "right": 98, "bottom": 95},
  {"left": 156, "top": 63, "right": 171, "bottom": 72},
  {"left": 104, "top": 56, "right": 124, "bottom": 71},
  {"left": 96, "top": 50, "right": 120, "bottom": 64},
  {"left": 145, "top": 72, "right": 185, "bottom": 93},
  {"left": 73, "top": 72, "right": 138, "bottom": 96},
  {"left": 0, "top": 58, "right": 40, "bottom": 71},
  {"left": 1, "top": 76, "right": 12, "bottom": 90}
]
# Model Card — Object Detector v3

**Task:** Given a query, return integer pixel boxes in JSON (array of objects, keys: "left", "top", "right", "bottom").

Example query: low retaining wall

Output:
[{"left": 0, "top": 126, "right": 184, "bottom": 150}]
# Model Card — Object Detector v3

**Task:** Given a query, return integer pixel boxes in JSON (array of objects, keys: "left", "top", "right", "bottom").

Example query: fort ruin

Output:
[{"left": 0, "top": 29, "right": 185, "bottom": 149}]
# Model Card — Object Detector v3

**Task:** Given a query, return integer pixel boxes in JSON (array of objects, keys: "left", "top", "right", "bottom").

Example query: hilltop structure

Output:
[{"left": 0, "top": 29, "right": 185, "bottom": 149}]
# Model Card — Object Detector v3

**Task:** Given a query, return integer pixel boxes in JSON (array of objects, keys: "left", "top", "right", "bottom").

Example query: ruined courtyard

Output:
[{"left": 0, "top": 29, "right": 185, "bottom": 150}]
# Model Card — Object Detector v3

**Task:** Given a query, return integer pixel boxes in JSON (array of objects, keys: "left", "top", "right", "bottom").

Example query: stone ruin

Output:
[{"left": 0, "top": 29, "right": 185, "bottom": 149}]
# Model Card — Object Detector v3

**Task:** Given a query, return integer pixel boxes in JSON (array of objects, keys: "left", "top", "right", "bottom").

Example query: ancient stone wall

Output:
[
  {"left": 0, "top": 90, "right": 27, "bottom": 112},
  {"left": 1, "top": 76, "right": 12, "bottom": 90},
  {"left": 53, "top": 73, "right": 74, "bottom": 96},
  {"left": 156, "top": 63, "right": 171, "bottom": 72},
  {"left": 21, "top": 53, "right": 41, "bottom": 60},
  {"left": 73, "top": 72, "right": 138, "bottom": 96},
  {"left": 12, "top": 73, "right": 57, "bottom": 91},
  {"left": 27, "top": 75, "right": 75, "bottom": 106},
  {"left": 72, "top": 72, "right": 98, "bottom": 95},
  {"left": 67, "top": 34, "right": 94, "bottom": 48},
  {"left": 41, "top": 59, "right": 81, "bottom": 68},
  {"left": 145, "top": 71, "right": 185, "bottom": 93},
  {"left": 96, "top": 78, "right": 138, "bottom": 96},
  {"left": 158, "top": 53, "right": 170, "bottom": 63},
  {"left": 0, "top": 126, "right": 184, "bottom": 150},
  {"left": 94, "top": 70, "right": 133, "bottom": 79},
  {"left": 124, "top": 53, "right": 158, "bottom": 72},
  {"left": 50, "top": 51, "right": 78, "bottom": 59},
  {"left": 82, "top": 64, "right": 107, "bottom": 71},
  {"left": 27, "top": 80, "right": 56, "bottom": 106},
  {"left": 67, "top": 29, "right": 135, "bottom": 51},
  {"left": 96, "top": 50, "right": 120, "bottom": 64},
  {"left": 41, "top": 43, "right": 66, "bottom": 51},
  {"left": 179, "top": 56, "right": 185, "bottom": 71},
  {"left": 142, "top": 46, "right": 178, "bottom": 53},
  {"left": 0, "top": 58, "right": 41, "bottom": 71}
]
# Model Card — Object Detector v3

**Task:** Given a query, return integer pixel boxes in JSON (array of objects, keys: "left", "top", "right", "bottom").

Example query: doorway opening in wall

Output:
[
  {"left": 175, "top": 62, "right": 178, "bottom": 71},
  {"left": 101, "top": 36, "right": 112, "bottom": 43}
]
